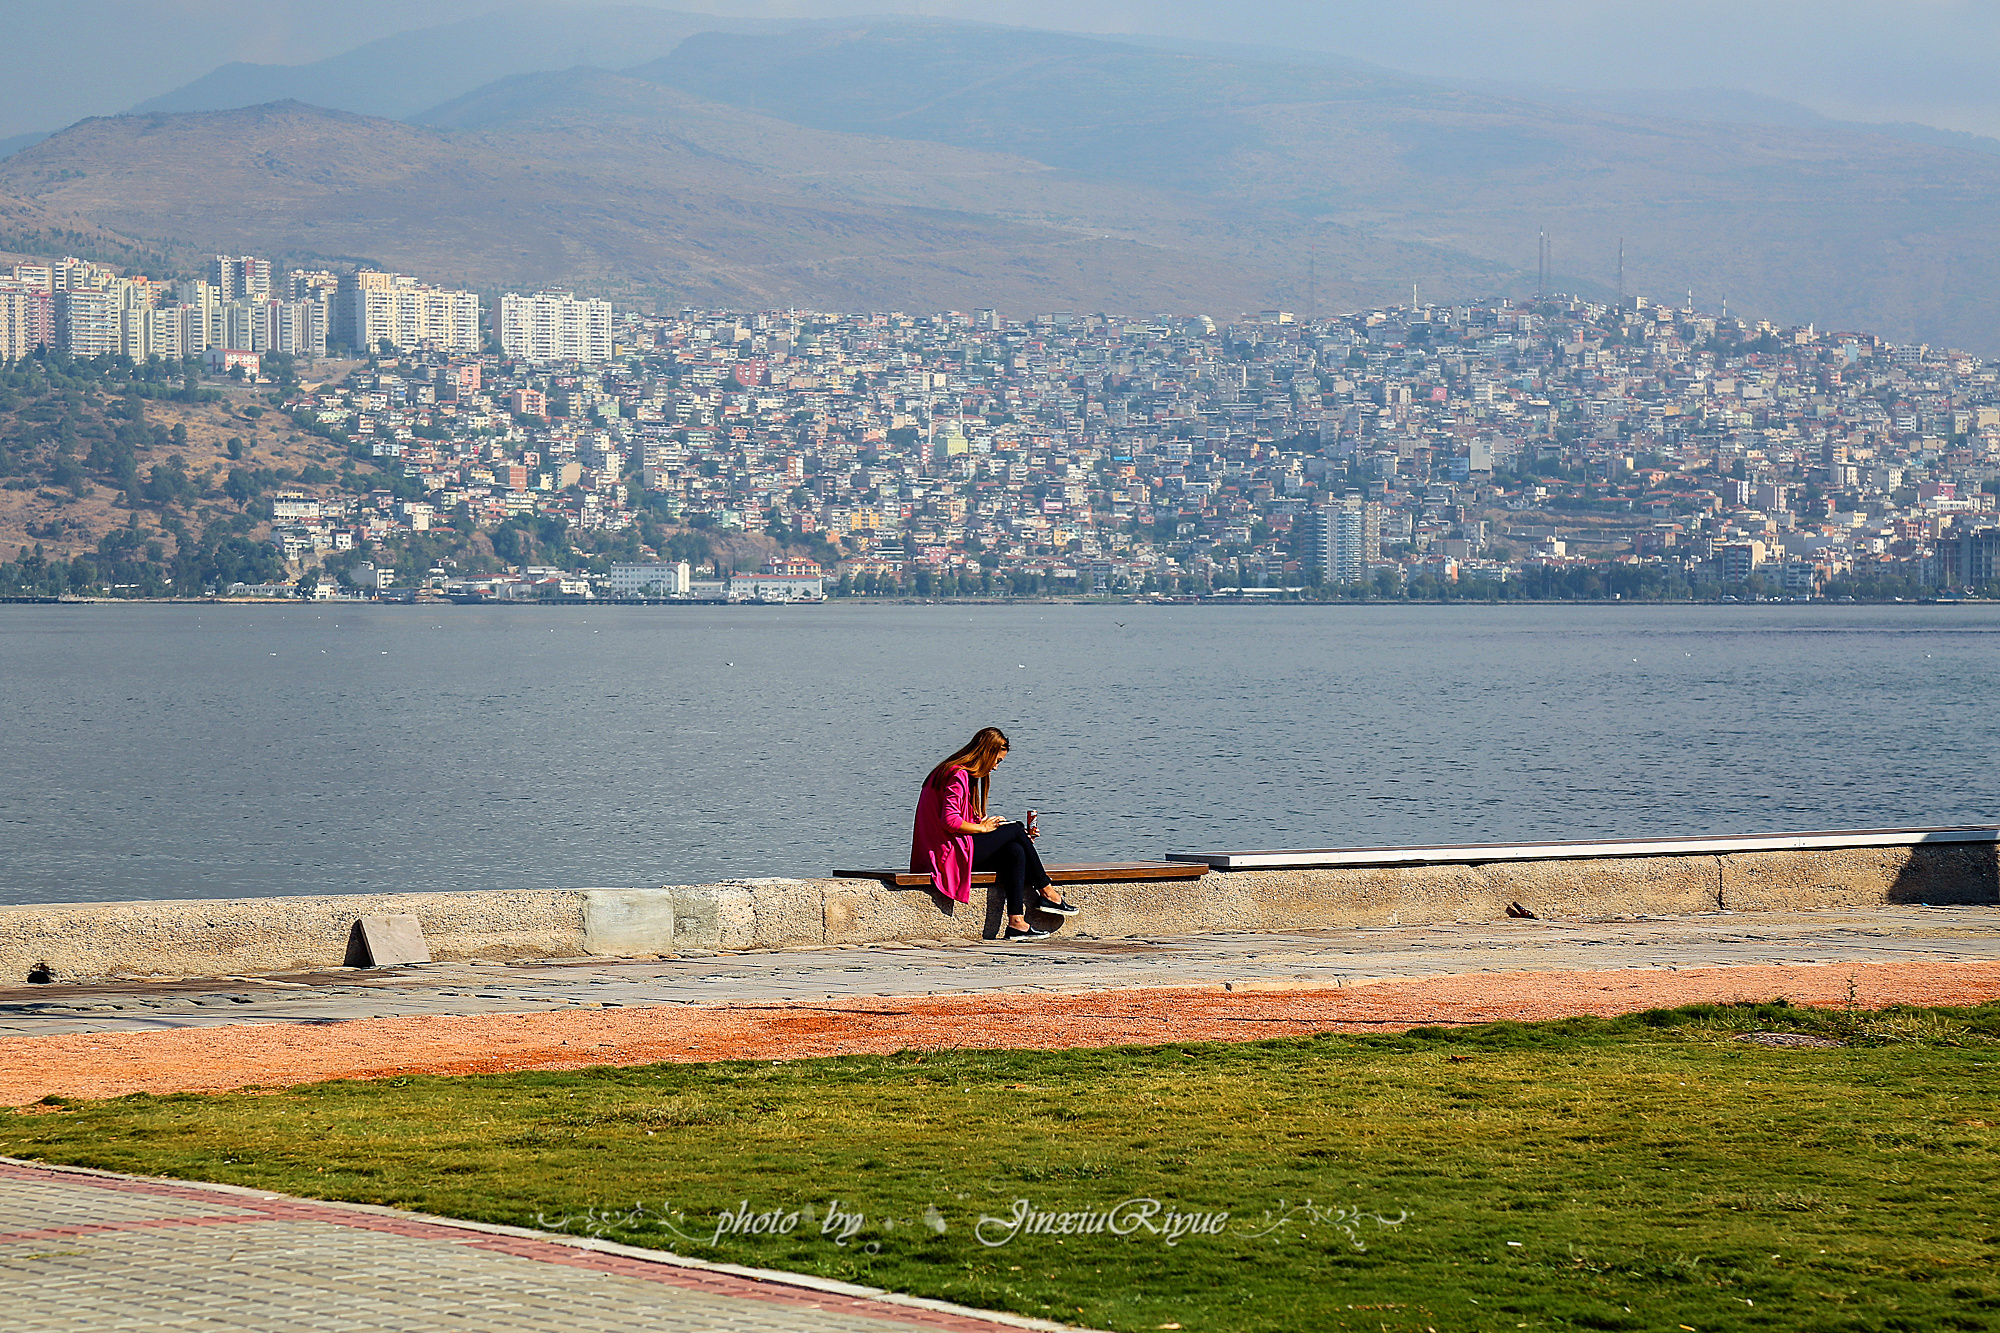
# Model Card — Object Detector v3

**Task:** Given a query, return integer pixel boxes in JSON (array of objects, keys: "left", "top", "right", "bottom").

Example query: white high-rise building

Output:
[
  {"left": 339, "top": 270, "right": 481, "bottom": 352},
  {"left": 262, "top": 299, "right": 326, "bottom": 358},
  {"left": 19, "top": 263, "right": 327, "bottom": 363},
  {"left": 497, "top": 290, "right": 613, "bottom": 363},
  {"left": 76, "top": 278, "right": 326, "bottom": 362},
  {"left": 288, "top": 270, "right": 338, "bottom": 345},
  {"left": 155, "top": 303, "right": 209, "bottom": 359},
  {"left": 288, "top": 270, "right": 340, "bottom": 305},
  {"left": 0, "top": 283, "right": 55, "bottom": 359},
  {"left": 56, "top": 286, "right": 120, "bottom": 357},
  {"left": 220, "top": 299, "right": 262, "bottom": 353},
  {"left": 210, "top": 255, "right": 271, "bottom": 302},
  {"left": 54, "top": 257, "right": 114, "bottom": 291},
  {"left": 1306, "top": 494, "right": 1381, "bottom": 586},
  {"left": 114, "top": 296, "right": 163, "bottom": 362}
]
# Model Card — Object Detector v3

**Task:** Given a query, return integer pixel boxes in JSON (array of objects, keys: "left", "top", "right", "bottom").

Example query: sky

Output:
[{"left": 5, "top": 0, "right": 1997, "bottom": 141}]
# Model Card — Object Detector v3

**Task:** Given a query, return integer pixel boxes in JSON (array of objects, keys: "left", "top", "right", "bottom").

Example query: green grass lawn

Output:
[{"left": 6, "top": 1001, "right": 1999, "bottom": 1333}]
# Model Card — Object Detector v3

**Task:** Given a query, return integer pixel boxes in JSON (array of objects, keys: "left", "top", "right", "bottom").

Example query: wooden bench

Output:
[{"left": 835, "top": 861, "right": 1209, "bottom": 889}]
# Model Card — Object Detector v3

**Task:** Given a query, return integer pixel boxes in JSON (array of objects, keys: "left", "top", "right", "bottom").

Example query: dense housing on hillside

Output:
[{"left": 4, "top": 247, "right": 1999, "bottom": 601}]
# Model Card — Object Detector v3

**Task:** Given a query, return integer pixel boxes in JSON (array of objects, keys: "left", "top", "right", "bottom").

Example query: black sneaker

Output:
[
  {"left": 1034, "top": 895, "right": 1081, "bottom": 916},
  {"left": 1003, "top": 924, "right": 1051, "bottom": 941}
]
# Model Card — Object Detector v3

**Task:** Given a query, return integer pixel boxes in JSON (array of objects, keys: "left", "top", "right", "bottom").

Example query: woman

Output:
[{"left": 910, "top": 727, "right": 1080, "bottom": 940}]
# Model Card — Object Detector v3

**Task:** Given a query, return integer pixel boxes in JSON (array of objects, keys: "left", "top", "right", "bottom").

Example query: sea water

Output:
[{"left": 2, "top": 601, "right": 1994, "bottom": 905}]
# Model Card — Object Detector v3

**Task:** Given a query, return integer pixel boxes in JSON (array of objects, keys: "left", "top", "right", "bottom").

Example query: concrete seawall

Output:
[{"left": 3, "top": 830, "right": 1995, "bottom": 983}]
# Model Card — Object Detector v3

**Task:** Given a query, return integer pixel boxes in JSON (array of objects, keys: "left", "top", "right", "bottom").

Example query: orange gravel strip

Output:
[{"left": 5, "top": 959, "right": 1998, "bottom": 1107}]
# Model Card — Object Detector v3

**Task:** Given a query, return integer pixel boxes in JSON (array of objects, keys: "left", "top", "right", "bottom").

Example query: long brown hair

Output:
[{"left": 925, "top": 727, "right": 1010, "bottom": 820}]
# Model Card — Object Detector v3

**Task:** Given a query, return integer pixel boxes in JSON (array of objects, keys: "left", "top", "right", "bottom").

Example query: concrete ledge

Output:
[
  {"left": 0, "top": 891, "right": 585, "bottom": 984},
  {"left": 1169, "top": 824, "right": 2000, "bottom": 870},
  {"left": 1721, "top": 844, "right": 2000, "bottom": 911},
  {"left": 3, "top": 830, "right": 1995, "bottom": 983}
]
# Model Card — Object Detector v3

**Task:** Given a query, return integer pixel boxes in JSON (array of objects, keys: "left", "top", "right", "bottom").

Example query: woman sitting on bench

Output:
[{"left": 910, "top": 727, "right": 1079, "bottom": 940}]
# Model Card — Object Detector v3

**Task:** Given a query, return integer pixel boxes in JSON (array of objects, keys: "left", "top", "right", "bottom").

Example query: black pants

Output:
[{"left": 970, "top": 822, "right": 1052, "bottom": 916}]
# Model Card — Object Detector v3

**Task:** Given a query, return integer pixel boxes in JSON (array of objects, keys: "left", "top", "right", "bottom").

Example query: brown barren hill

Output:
[
  {"left": 0, "top": 98, "right": 1288, "bottom": 317},
  {"left": 0, "top": 183, "right": 164, "bottom": 272}
]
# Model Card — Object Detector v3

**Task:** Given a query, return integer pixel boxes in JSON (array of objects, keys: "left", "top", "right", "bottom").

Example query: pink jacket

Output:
[{"left": 910, "top": 768, "right": 975, "bottom": 903}]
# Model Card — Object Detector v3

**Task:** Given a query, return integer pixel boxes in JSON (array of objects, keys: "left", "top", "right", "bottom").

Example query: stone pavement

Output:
[
  {"left": 2, "top": 906, "right": 1995, "bottom": 1037},
  {"left": 0, "top": 1159, "right": 1088, "bottom": 1333}
]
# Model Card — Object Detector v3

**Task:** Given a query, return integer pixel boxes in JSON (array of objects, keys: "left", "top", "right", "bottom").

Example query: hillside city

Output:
[{"left": 3, "top": 251, "right": 1999, "bottom": 601}]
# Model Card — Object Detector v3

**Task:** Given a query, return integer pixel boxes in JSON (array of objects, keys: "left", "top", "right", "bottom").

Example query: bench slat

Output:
[{"left": 834, "top": 861, "right": 1208, "bottom": 888}]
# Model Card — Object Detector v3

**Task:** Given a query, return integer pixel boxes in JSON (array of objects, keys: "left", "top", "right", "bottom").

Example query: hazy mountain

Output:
[
  {"left": 1425, "top": 78, "right": 2000, "bottom": 158},
  {"left": 127, "top": 4, "right": 782, "bottom": 122},
  {"left": 1109, "top": 31, "right": 2000, "bottom": 159},
  {"left": 12, "top": 15, "right": 2000, "bottom": 347},
  {"left": 629, "top": 21, "right": 2000, "bottom": 348},
  {"left": 413, "top": 65, "right": 1493, "bottom": 308},
  {"left": 630, "top": 24, "right": 1365, "bottom": 195},
  {"left": 0, "top": 130, "right": 52, "bottom": 161},
  {"left": 124, "top": 2, "right": 2000, "bottom": 164},
  {"left": 0, "top": 96, "right": 1301, "bottom": 315}
]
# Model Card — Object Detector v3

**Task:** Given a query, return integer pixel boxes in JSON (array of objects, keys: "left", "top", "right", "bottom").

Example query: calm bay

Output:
[{"left": 1, "top": 601, "right": 1994, "bottom": 906}]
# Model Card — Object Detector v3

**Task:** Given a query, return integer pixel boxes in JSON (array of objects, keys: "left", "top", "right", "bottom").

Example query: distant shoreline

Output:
[{"left": 4, "top": 596, "right": 1993, "bottom": 610}]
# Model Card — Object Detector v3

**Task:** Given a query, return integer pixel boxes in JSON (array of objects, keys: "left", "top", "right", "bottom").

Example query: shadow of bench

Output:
[
  {"left": 834, "top": 862, "right": 1212, "bottom": 938},
  {"left": 834, "top": 862, "right": 1210, "bottom": 889}
]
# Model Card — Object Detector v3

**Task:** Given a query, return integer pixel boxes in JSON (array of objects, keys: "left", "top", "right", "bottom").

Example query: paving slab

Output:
[
  {"left": 0, "top": 907, "right": 1994, "bottom": 1037},
  {"left": 0, "top": 1160, "right": 1090, "bottom": 1333}
]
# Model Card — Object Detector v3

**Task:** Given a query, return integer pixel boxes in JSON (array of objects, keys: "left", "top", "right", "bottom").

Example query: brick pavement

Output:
[{"left": 0, "top": 1160, "right": 1090, "bottom": 1333}]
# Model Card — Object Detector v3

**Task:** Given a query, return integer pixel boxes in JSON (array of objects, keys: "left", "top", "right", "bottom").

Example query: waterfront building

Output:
[
  {"left": 609, "top": 562, "right": 693, "bottom": 597},
  {"left": 729, "top": 571, "right": 826, "bottom": 602},
  {"left": 1718, "top": 541, "right": 1768, "bottom": 585},
  {"left": 1306, "top": 494, "right": 1381, "bottom": 585},
  {"left": 1942, "top": 527, "right": 2000, "bottom": 588}
]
